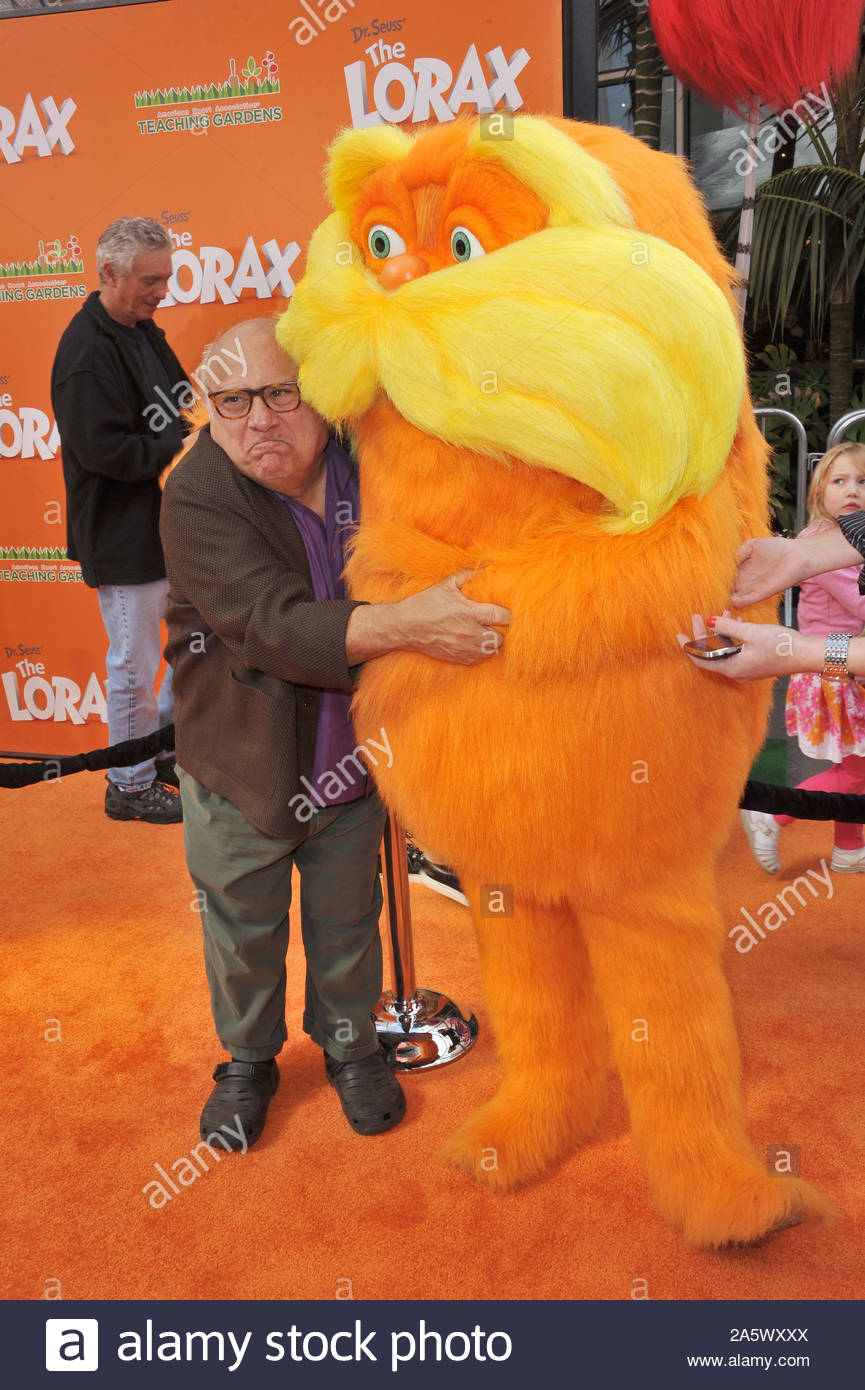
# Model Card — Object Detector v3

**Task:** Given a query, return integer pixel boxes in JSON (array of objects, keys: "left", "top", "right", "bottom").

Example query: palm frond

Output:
[
  {"left": 749, "top": 163, "right": 865, "bottom": 336},
  {"left": 598, "top": 0, "right": 635, "bottom": 56}
]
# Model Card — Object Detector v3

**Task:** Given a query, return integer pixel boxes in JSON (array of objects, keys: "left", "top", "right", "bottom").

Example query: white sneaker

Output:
[
  {"left": 416, "top": 861, "right": 469, "bottom": 907},
  {"left": 740, "top": 809, "right": 782, "bottom": 874},
  {"left": 829, "top": 846, "right": 865, "bottom": 873}
]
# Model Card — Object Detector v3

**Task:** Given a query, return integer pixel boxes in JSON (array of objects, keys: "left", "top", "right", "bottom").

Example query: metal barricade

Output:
[
  {"left": 753, "top": 407, "right": 809, "bottom": 625},
  {"left": 827, "top": 409, "right": 865, "bottom": 449}
]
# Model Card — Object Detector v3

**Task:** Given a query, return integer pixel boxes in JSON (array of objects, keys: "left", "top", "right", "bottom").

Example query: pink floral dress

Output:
[{"left": 786, "top": 524, "right": 865, "bottom": 761}]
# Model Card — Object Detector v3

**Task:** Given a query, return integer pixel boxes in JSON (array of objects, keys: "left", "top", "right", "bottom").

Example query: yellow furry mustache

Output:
[{"left": 280, "top": 215, "right": 744, "bottom": 533}]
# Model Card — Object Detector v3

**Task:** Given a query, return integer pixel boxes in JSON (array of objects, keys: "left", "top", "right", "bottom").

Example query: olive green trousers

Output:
[{"left": 179, "top": 769, "right": 386, "bottom": 1064}]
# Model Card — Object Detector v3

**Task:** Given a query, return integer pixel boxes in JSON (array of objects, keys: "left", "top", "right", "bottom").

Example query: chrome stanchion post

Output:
[{"left": 375, "top": 812, "right": 478, "bottom": 1070}]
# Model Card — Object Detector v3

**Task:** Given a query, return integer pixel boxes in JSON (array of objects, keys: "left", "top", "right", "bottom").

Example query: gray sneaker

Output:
[{"left": 104, "top": 777, "right": 182, "bottom": 824}]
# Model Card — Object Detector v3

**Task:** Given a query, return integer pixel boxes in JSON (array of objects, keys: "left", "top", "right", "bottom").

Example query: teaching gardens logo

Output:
[
  {"left": 0, "top": 235, "right": 86, "bottom": 305},
  {"left": 134, "top": 52, "right": 282, "bottom": 134}
]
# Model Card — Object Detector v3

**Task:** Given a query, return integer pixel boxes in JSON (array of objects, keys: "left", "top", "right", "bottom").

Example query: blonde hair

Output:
[{"left": 805, "top": 442, "right": 865, "bottom": 530}]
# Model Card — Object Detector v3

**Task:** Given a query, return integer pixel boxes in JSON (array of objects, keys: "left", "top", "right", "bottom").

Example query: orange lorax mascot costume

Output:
[{"left": 279, "top": 115, "right": 831, "bottom": 1248}]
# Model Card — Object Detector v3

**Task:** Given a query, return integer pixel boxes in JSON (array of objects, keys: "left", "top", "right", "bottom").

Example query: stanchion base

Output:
[{"left": 375, "top": 987, "right": 479, "bottom": 1071}]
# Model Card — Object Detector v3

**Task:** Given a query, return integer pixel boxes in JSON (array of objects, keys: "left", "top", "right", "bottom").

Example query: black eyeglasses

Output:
[{"left": 208, "top": 381, "right": 301, "bottom": 419}]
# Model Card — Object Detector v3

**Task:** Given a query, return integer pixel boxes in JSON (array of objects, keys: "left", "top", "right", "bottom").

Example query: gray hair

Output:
[{"left": 96, "top": 217, "right": 172, "bottom": 283}]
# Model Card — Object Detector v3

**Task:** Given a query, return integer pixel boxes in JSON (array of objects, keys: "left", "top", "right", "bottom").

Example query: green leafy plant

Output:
[
  {"left": 842, "top": 383, "right": 865, "bottom": 441},
  {"left": 742, "top": 29, "right": 865, "bottom": 420},
  {"left": 750, "top": 345, "right": 829, "bottom": 534}
]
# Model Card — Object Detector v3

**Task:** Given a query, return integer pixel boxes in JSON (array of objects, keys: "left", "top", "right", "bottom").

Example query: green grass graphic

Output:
[
  {"left": 134, "top": 77, "right": 279, "bottom": 108},
  {"left": 0, "top": 257, "right": 84, "bottom": 280},
  {"left": 0, "top": 546, "right": 68, "bottom": 560}
]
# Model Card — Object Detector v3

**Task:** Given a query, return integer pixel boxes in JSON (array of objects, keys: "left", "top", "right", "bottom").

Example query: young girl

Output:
[{"left": 741, "top": 442, "right": 865, "bottom": 874}]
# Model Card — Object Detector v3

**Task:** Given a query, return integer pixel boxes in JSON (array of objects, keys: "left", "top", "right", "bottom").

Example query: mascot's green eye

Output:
[
  {"left": 450, "top": 226, "right": 485, "bottom": 262},
  {"left": 367, "top": 224, "right": 407, "bottom": 260}
]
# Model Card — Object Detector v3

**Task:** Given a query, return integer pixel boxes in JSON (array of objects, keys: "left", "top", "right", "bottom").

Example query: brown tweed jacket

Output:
[{"left": 160, "top": 426, "right": 363, "bottom": 838}]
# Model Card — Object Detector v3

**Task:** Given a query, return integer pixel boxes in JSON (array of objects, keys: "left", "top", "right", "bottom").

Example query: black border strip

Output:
[{"left": 562, "top": 0, "right": 598, "bottom": 122}]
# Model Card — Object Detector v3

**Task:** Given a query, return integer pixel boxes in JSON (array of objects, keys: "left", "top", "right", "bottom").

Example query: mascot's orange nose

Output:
[{"left": 380, "top": 253, "right": 429, "bottom": 290}]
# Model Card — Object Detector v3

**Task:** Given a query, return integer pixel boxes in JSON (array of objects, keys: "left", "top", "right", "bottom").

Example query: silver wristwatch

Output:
[{"left": 822, "top": 632, "right": 850, "bottom": 680}]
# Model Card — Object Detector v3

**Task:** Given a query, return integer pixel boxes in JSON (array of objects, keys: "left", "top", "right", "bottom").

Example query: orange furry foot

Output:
[
  {"left": 658, "top": 1172, "right": 836, "bottom": 1250},
  {"left": 439, "top": 1086, "right": 605, "bottom": 1192}
]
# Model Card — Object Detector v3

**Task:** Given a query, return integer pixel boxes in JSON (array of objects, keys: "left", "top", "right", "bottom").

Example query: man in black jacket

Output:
[{"left": 51, "top": 217, "right": 188, "bottom": 823}]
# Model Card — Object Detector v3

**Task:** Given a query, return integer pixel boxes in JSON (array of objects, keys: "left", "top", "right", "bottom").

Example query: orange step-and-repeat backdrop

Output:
[{"left": 0, "top": 0, "right": 565, "bottom": 755}]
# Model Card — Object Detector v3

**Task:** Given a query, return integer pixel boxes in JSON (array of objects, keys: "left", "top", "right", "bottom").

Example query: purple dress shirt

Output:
[{"left": 277, "top": 438, "right": 365, "bottom": 808}]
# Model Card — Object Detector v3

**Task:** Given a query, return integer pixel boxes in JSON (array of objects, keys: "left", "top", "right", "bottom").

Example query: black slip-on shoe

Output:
[
  {"left": 325, "top": 1046, "right": 406, "bottom": 1135},
  {"left": 104, "top": 777, "right": 182, "bottom": 824},
  {"left": 199, "top": 1060, "right": 279, "bottom": 1150}
]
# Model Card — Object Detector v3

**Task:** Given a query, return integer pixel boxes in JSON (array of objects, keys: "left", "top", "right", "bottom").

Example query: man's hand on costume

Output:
[{"left": 345, "top": 570, "right": 510, "bottom": 665}]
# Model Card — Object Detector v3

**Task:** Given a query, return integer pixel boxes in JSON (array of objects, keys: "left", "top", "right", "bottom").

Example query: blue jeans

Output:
[{"left": 97, "top": 579, "right": 174, "bottom": 790}]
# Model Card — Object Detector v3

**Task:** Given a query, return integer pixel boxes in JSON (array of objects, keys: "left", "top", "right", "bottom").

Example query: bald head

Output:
[
  {"left": 203, "top": 315, "right": 328, "bottom": 504},
  {"left": 211, "top": 316, "right": 289, "bottom": 370},
  {"left": 199, "top": 317, "right": 296, "bottom": 394}
]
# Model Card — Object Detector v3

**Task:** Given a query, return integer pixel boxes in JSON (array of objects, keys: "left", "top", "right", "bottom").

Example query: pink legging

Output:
[{"left": 774, "top": 753, "right": 865, "bottom": 849}]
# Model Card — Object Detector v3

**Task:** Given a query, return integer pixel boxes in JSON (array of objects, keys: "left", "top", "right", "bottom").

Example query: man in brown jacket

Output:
[{"left": 160, "top": 319, "right": 508, "bottom": 1150}]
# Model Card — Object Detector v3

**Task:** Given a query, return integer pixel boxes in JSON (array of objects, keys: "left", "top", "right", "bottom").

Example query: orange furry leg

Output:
[
  {"left": 579, "top": 875, "right": 834, "bottom": 1248},
  {"left": 439, "top": 894, "right": 608, "bottom": 1191}
]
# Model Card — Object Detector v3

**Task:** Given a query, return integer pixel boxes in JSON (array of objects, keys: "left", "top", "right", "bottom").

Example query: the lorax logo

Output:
[
  {"left": 0, "top": 95, "right": 76, "bottom": 165},
  {"left": 2, "top": 664, "right": 106, "bottom": 724},
  {"left": 0, "top": 401, "right": 60, "bottom": 459},
  {"left": 344, "top": 43, "right": 529, "bottom": 129},
  {"left": 160, "top": 236, "right": 301, "bottom": 306}
]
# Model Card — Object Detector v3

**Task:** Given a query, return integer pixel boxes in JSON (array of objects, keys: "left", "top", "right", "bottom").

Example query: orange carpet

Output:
[{"left": 1, "top": 768, "right": 863, "bottom": 1302}]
